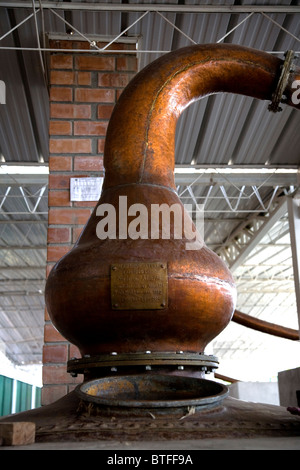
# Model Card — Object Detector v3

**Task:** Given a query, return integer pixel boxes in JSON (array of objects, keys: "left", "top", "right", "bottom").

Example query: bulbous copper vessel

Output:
[{"left": 45, "top": 44, "right": 300, "bottom": 360}]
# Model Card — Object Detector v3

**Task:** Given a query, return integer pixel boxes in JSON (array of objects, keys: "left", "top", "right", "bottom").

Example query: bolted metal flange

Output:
[{"left": 67, "top": 351, "right": 219, "bottom": 376}]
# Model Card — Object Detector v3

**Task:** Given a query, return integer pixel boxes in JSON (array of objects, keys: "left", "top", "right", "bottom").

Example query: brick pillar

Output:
[{"left": 43, "top": 40, "right": 137, "bottom": 406}]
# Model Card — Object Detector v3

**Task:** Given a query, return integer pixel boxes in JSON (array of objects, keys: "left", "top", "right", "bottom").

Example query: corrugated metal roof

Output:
[{"left": 0, "top": 1, "right": 299, "bottom": 382}]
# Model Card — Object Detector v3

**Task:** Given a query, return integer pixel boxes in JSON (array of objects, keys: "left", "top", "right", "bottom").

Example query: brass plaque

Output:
[{"left": 111, "top": 262, "right": 168, "bottom": 310}]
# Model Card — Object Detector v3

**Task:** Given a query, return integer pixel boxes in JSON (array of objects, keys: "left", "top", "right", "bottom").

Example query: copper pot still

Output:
[{"left": 45, "top": 44, "right": 300, "bottom": 376}]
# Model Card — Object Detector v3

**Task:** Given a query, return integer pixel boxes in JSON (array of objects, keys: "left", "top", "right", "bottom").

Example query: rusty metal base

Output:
[
  {"left": 1, "top": 383, "right": 300, "bottom": 443},
  {"left": 75, "top": 374, "right": 228, "bottom": 417}
]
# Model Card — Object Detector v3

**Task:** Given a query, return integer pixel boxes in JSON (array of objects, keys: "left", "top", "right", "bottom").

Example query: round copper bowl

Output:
[{"left": 75, "top": 374, "right": 228, "bottom": 415}]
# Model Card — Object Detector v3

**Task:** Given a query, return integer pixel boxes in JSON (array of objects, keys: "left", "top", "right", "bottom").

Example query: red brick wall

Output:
[{"left": 43, "top": 40, "right": 137, "bottom": 406}]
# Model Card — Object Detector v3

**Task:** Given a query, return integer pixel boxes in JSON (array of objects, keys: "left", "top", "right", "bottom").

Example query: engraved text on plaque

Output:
[{"left": 111, "top": 262, "right": 168, "bottom": 310}]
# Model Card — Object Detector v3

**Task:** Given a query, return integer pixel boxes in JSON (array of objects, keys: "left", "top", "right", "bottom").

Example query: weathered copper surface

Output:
[
  {"left": 46, "top": 186, "right": 236, "bottom": 357},
  {"left": 45, "top": 44, "right": 300, "bottom": 359}
]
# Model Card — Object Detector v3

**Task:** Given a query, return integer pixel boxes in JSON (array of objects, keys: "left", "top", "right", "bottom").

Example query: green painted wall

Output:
[{"left": 0, "top": 374, "right": 42, "bottom": 417}]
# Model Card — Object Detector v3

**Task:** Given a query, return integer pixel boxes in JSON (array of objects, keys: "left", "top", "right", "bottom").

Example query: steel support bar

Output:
[
  {"left": 0, "top": 266, "right": 45, "bottom": 270},
  {"left": 0, "top": 170, "right": 298, "bottom": 187},
  {"left": 1, "top": 2, "right": 300, "bottom": 13},
  {"left": 174, "top": 170, "right": 300, "bottom": 187},
  {"left": 0, "top": 220, "right": 47, "bottom": 224},
  {"left": 228, "top": 196, "right": 288, "bottom": 272},
  {"left": 0, "top": 174, "right": 48, "bottom": 185},
  {"left": 0, "top": 291, "right": 43, "bottom": 296},
  {"left": 1, "top": 165, "right": 297, "bottom": 178},
  {"left": 0, "top": 8, "right": 39, "bottom": 42},
  {"left": 0, "top": 187, "right": 11, "bottom": 210},
  {"left": 19, "top": 186, "right": 46, "bottom": 214},
  {"left": 287, "top": 192, "right": 300, "bottom": 332},
  {"left": 0, "top": 245, "right": 46, "bottom": 250},
  {"left": 0, "top": 174, "right": 48, "bottom": 187}
]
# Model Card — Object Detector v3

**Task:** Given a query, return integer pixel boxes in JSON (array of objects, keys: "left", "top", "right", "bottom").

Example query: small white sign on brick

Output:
[{"left": 70, "top": 177, "right": 103, "bottom": 202}]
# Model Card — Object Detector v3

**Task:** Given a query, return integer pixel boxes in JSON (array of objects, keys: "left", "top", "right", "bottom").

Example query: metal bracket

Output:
[{"left": 268, "top": 50, "right": 295, "bottom": 113}]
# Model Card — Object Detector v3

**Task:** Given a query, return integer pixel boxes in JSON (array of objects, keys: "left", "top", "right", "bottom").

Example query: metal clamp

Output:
[{"left": 268, "top": 50, "right": 295, "bottom": 113}]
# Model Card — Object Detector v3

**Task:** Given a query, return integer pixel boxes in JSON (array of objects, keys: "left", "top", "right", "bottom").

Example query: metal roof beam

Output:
[
  {"left": 0, "top": 175, "right": 48, "bottom": 185},
  {"left": 1, "top": 3, "right": 300, "bottom": 13},
  {"left": 0, "top": 245, "right": 45, "bottom": 250},
  {"left": 0, "top": 220, "right": 47, "bottom": 224},
  {"left": 175, "top": 169, "right": 300, "bottom": 187},
  {"left": 0, "top": 170, "right": 297, "bottom": 189},
  {"left": 288, "top": 191, "right": 300, "bottom": 331},
  {"left": 1, "top": 166, "right": 298, "bottom": 186},
  {"left": 0, "top": 266, "right": 45, "bottom": 270}
]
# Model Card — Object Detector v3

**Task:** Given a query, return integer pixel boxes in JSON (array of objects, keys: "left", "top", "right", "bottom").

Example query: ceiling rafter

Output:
[
  {"left": 1, "top": 2, "right": 300, "bottom": 13},
  {"left": 216, "top": 194, "right": 289, "bottom": 271},
  {"left": 0, "top": 3, "right": 299, "bottom": 57}
]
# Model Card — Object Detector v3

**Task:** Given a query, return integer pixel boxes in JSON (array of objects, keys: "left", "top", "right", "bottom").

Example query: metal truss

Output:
[
  {"left": 215, "top": 194, "right": 290, "bottom": 271},
  {"left": 175, "top": 167, "right": 300, "bottom": 188},
  {"left": 176, "top": 167, "right": 298, "bottom": 214},
  {"left": 1, "top": 2, "right": 300, "bottom": 13},
  {"left": 0, "top": 2, "right": 299, "bottom": 61},
  {"left": 232, "top": 225, "right": 295, "bottom": 294},
  {"left": 0, "top": 184, "right": 48, "bottom": 216},
  {"left": 175, "top": 167, "right": 298, "bottom": 271},
  {"left": 180, "top": 184, "right": 283, "bottom": 214},
  {"left": 0, "top": 178, "right": 47, "bottom": 286},
  {"left": 214, "top": 189, "right": 300, "bottom": 336}
]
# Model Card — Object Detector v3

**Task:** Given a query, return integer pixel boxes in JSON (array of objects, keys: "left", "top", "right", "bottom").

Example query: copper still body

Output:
[
  {"left": 1, "top": 44, "right": 300, "bottom": 446},
  {"left": 45, "top": 45, "right": 299, "bottom": 372}
]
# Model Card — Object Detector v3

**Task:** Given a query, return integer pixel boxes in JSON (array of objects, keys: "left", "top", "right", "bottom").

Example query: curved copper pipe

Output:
[
  {"left": 214, "top": 373, "right": 239, "bottom": 383},
  {"left": 103, "top": 44, "right": 300, "bottom": 192},
  {"left": 233, "top": 310, "right": 300, "bottom": 341}
]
